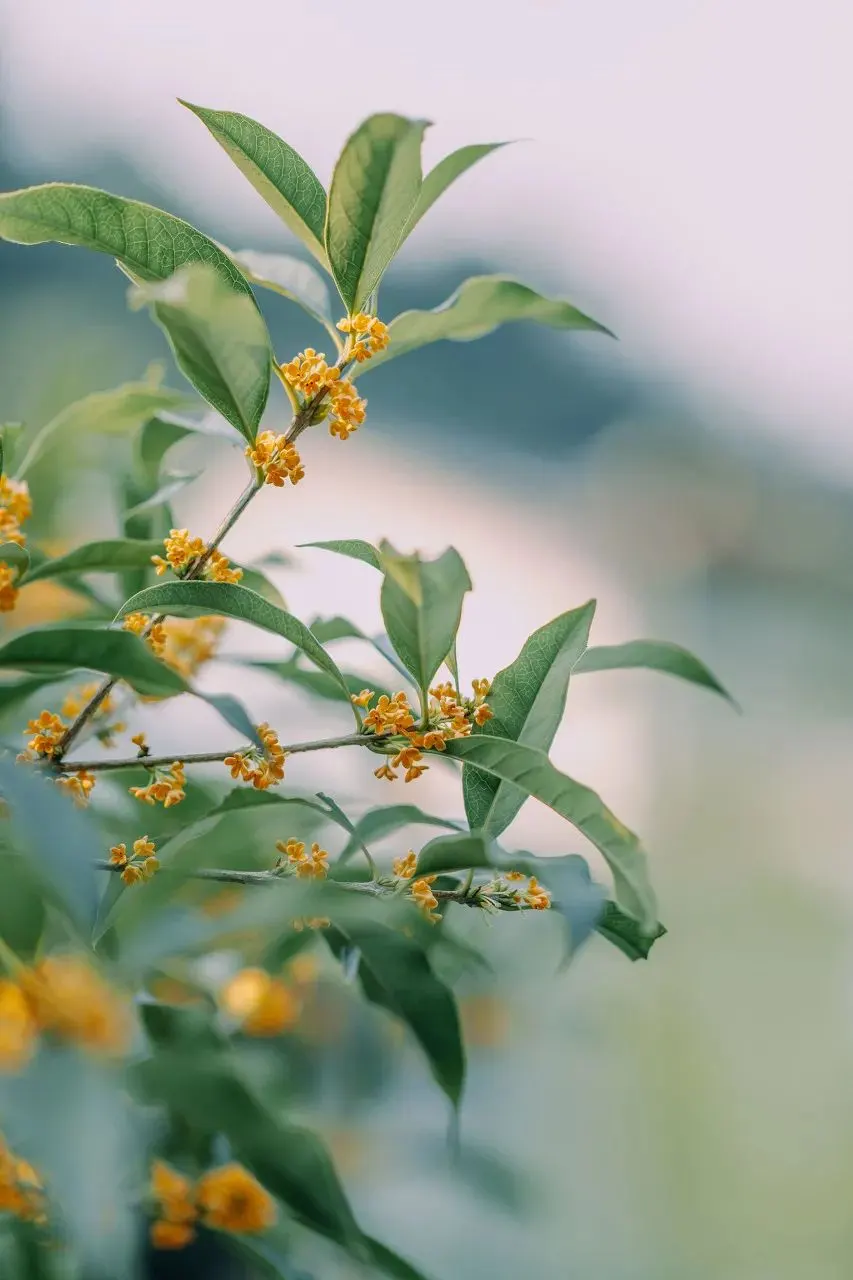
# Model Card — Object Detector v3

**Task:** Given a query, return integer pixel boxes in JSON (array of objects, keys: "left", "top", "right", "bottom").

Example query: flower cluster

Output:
[
  {"left": 279, "top": 340, "right": 367, "bottom": 441},
  {"left": 410, "top": 875, "right": 441, "bottom": 923},
  {"left": 246, "top": 431, "right": 304, "bottom": 487},
  {"left": 360, "top": 679, "right": 494, "bottom": 784},
  {"left": 219, "top": 967, "right": 300, "bottom": 1036},
  {"left": 151, "top": 529, "right": 242, "bottom": 584},
  {"left": 21, "top": 709, "right": 67, "bottom": 758},
  {"left": 124, "top": 613, "right": 227, "bottom": 678},
  {"left": 274, "top": 837, "right": 329, "bottom": 879},
  {"left": 0, "top": 956, "right": 130, "bottom": 1072},
  {"left": 55, "top": 768, "right": 96, "bottom": 807},
  {"left": 109, "top": 835, "right": 159, "bottom": 885},
  {"left": 0, "top": 475, "right": 32, "bottom": 613},
  {"left": 224, "top": 723, "right": 286, "bottom": 790},
  {"left": 0, "top": 1136, "right": 45, "bottom": 1225},
  {"left": 392, "top": 850, "right": 418, "bottom": 880},
  {"left": 337, "top": 312, "right": 390, "bottom": 363},
  {"left": 150, "top": 1159, "right": 275, "bottom": 1250},
  {"left": 123, "top": 611, "right": 168, "bottom": 658},
  {"left": 479, "top": 871, "right": 552, "bottom": 912},
  {"left": 130, "top": 761, "right": 186, "bottom": 808}
]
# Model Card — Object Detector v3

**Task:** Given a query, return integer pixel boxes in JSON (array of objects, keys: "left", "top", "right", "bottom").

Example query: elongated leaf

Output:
[
  {"left": 576, "top": 639, "right": 736, "bottom": 707},
  {"left": 0, "top": 181, "right": 251, "bottom": 290},
  {"left": 307, "top": 613, "right": 415, "bottom": 685},
  {"left": 445, "top": 735, "right": 658, "bottom": 931},
  {"left": 357, "top": 274, "right": 613, "bottom": 375},
  {"left": 248, "top": 659, "right": 388, "bottom": 706},
  {"left": 231, "top": 249, "right": 337, "bottom": 337},
  {"left": 0, "top": 625, "right": 187, "bottom": 697},
  {"left": 21, "top": 538, "right": 163, "bottom": 585},
  {"left": 414, "top": 831, "right": 494, "bottom": 876},
  {"left": 0, "top": 541, "right": 30, "bottom": 577},
  {"left": 117, "top": 580, "right": 355, "bottom": 711},
  {"left": 15, "top": 375, "right": 190, "bottom": 478},
  {"left": 131, "top": 264, "right": 272, "bottom": 441},
  {"left": 0, "top": 673, "right": 63, "bottom": 718},
  {"left": 340, "top": 803, "right": 461, "bottom": 862},
  {"left": 400, "top": 141, "right": 509, "bottom": 242},
  {"left": 181, "top": 103, "right": 327, "bottom": 264},
  {"left": 235, "top": 566, "right": 287, "bottom": 610},
  {"left": 338, "top": 920, "right": 465, "bottom": 1105},
  {"left": 325, "top": 113, "right": 429, "bottom": 311},
  {"left": 364, "top": 1237, "right": 433, "bottom": 1280},
  {"left": 380, "top": 543, "right": 472, "bottom": 692},
  {"left": 135, "top": 410, "right": 237, "bottom": 489},
  {"left": 0, "top": 854, "right": 46, "bottom": 958},
  {"left": 300, "top": 538, "right": 382, "bottom": 571},
  {"left": 596, "top": 900, "right": 666, "bottom": 960},
  {"left": 123, "top": 471, "right": 201, "bottom": 517},
  {"left": 463, "top": 602, "right": 596, "bottom": 835}
]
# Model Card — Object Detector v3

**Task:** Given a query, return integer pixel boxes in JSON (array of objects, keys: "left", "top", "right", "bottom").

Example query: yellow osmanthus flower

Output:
[
  {"left": 223, "top": 723, "right": 286, "bottom": 791},
  {"left": 280, "top": 348, "right": 339, "bottom": 398},
  {"left": 0, "top": 476, "right": 32, "bottom": 526},
  {"left": 336, "top": 312, "right": 390, "bottom": 362},
  {"left": 410, "top": 875, "right": 440, "bottom": 923},
  {"left": 504, "top": 870, "right": 526, "bottom": 882},
  {"left": 219, "top": 968, "right": 300, "bottom": 1036},
  {"left": 159, "top": 616, "right": 225, "bottom": 679},
  {"left": 196, "top": 1163, "right": 276, "bottom": 1233},
  {"left": 392, "top": 851, "right": 417, "bottom": 880},
  {"left": 151, "top": 529, "right": 242, "bottom": 585},
  {"left": 0, "top": 478, "right": 32, "bottom": 605},
  {"left": 0, "top": 980, "right": 38, "bottom": 1073},
  {"left": 363, "top": 693, "right": 416, "bottom": 736},
  {"left": 362, "top": 680, "right": 494, "bottom": 786},
  {"left": 524, "top": 876, "right": 552, "bottom": 910},
  {"left": 149, "top": 1159, "right": 198, "bottom": 1249},
  {"left": 0, "top": 1136, "right": 46, "bottom": 1224},
  {"left": 131, "top": 732, "right": 149, "bottom": 755},
  {"left": 0, "top": 562, "right": 19, "bottom": 613},
  {"left": 20, "top": 955, "right": 131, "bottom": 1058},
  {"left": 130, "top": 761, "right": 186, "bottom": 808},
  {"left": 275, "top": 838, "right": 328, "bottom": 879},
  {"left": 246, "top": 431, "right": 304, "bottom": 487},
  {"left": 327, "top": 379, "right": 367, "bottom": 440},
  {"left": 351, "top": 688, "right": 374, "bottom": 707},
  {"left": 122, "top": 611, "right": 168, "bottom": 657},
  {"left": 55, "top": 768, "right": 96, "bottom": 807},
  {"left": 23, "top": 710, "right": 67, "bottom": 758}
]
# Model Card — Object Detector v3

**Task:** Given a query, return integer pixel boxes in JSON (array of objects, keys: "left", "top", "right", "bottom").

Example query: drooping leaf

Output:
[
  {"left": 181, "top": 103, "right": 327, "bottom": 264},
  {"left": 0, "top": 181, "right": 251, "bottom": 289},
  {"left": 299, "top": 539, "right": 382, "bottom": 571},
  {"left": 230, "top": 249, "right": 337, "bottom": 339},
  {"left": 463, "top": 601, "right": 596, "bottom": 835},
  {"left": 595, "top": 900, "right": 667, "bottom": 960},
  {"left": 340, "top": 803, "right": 462, "bottom": 862},
  {"left": 400, "top": 141, "right": 509, "bottom": 243},
  {"left": 0, "top": 541, "right": 30, "bottom": 578},
  {"left": 325, "top": 113, "right": 429, "bottom": 311},
  {"left": 576, "top": 639, "right": 736, "bottom": 707},
  {"left": 0, "top": 625, "right": 188, "bottom": 697},
  {"left": 445, "top": 735, "right": 658, "bottom": 931},
  {"left": 306, "top": 612, "right": 415, "bottom": 685},
  {"left": 248, "top": 658, "right": 387, "bottom": 706},
  {"left": 20, "top": 539, "right": 164, "bottom": 585},
  {"left": 379, "top": 543, "right": 472, "bottom": 692},
  {"left": 117, "top": 581, "right": 355, "bottom": 710},
  {"left": 123, "top": 471, "right": 202, "bottom": 517},
  {"left": 131, "top": 263, "right": 273, "bottom": 442},
  {"left": 135, "top": 409, "right": 238, "bottom": 489},
  {"left": 198, "top": 691, "right": 262, "bottom": 746},
  {"left": 356, "top": 274, "right": 613, "bottom": 374}
]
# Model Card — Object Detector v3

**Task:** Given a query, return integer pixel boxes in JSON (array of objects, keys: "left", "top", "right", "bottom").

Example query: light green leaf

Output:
[
  {"left": 117, "top": 580, "right": 356, "bottom": 712},
  {"left": 131, "top": 264, "right": 272, "bottom": 442},
  {"left": 14, "top": 374, "right": 190, "bottom": 479},
  {"left": 230, "top": 248, "right": 338, "bottom": 340},
  {"left": 248, "top": 658, "right": 387, "bottom": 706},
  {"left": 306, "top": 612, "right": 416, "bottom": 687},
  {"left": 445, "top": 735, "right": 658, "bottom": 931},
  {"left": 20, "top": 538, "right": 163, "bottom": 585},
  {"left": 0, "top": 673, "right": 64, "bottom": 718},
  {"left": 356, "top": 274, "right": 613, "bottom": 375},
  {"left": 596, "top": 900, "right": 667, "bottom": 960},
  {"left": 400, "top": 141, "right": 509, "bottom": 243},
  {"left": 340, "top": 804, "right": 461, "bottom": 862},
  {"left": 414, "top": 831, "right": 494, "bottom": 876},
  {"left": 0, "top": 855, "right": 46, "bottom": 958},
  {"left": 0, "top": 624, "right": 187, "bottom": 698},
  {"left": 325, "top": 113, "right": 429, "bottom": 311},
  {"left": 379, "top": 543, "right": 472, "bottom": 692},
  {"left": 0, "top": 541, "right": 30, "bottom": 578},
  {"left": 463, "top": 601, "right": 596, "bottom": 835},
  {"left": 123, "top": 471, "right": 202, "bottom": 517},
  {"left": 299, "top": 538, "right": 382, "bottom": 571},
  {"left": 0, "top": 181, "right": 251, "bottom": 288},
  {"left": 135, "top": 410, "right": 237, "bottom": 488},
  {"left": 576, "top": 639, "right": 736, "bottom": 708},
  {"left": 181, "top": 103, "right": 327, "bottom": 264},
  {"left": 0, "top": 422, "right": 25, "bottom": 477}
]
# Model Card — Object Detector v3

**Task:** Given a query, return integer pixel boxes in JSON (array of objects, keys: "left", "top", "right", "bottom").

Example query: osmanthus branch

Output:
[{"left": 55, "top": 733, "right": 372, "bottom": 774}]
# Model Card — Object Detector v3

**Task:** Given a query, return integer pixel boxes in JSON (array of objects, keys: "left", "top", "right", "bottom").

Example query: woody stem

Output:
[{"left": 55, "top": 734, "right": 372, "bottom": 774}]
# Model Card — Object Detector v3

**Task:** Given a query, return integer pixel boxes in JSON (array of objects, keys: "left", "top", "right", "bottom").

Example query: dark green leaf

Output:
[
  {"left": 576, "top": 639, "right": 736, "bottom": 707},
  {"left": 235, "top": 565, "right": 287, "bottom": 610},
  {"left": 400, "top": 141, "right": 509, "bottom": 242},
  {"left": 595, "top": 900, "right": 667, "bottom": 960},
  {"left": 0, "top": 624, "right": 187, "bottom": 697},
  {"left": 198, "top": 691, "right": 262, "bottom": 745},
  {"left": 300, "top": 539, "right": 382, "bottom": 570},
  {"left": 0, "top": 854, "right": 46, "bottom": 958},
  {"left": 0, "top": 542, "right": 30, "bottom": 578},
  {"left": 340, "top": 803, "right": 461, "bottom": 862},
  {"left": 445, "top": 735, "right": 658, "bottom": 931},
  {"left": 325, "top": 114, "right": 429, "bottom": 311},
  {"left": 414, "top": 831, "right": 494, "bottom": 876},
  {"left": 380, "top": 543, "right": 472, "bottom": 692},
  {"left": 463, "top": 601, "right": 596, "bottom": 835},
  {"left": 230, "top": 248, "right": 337, "bottom": 338},
  {"left": 181, "top": 103, "right": 327, "bottom": 264},
  {"left": 364, "top": 1236, "right": 433, "bottom": 1280},
  {"left": 20, "top": 538, "right": 163, "bottom": 585},
  {"left": 357, "top": 275, "right": 613, "bottom": 374},
  {"left": 131, "top": 264, "right": 272, "bottom": 442}
]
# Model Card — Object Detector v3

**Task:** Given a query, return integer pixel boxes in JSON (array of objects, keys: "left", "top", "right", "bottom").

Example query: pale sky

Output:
[{"left": 2, "top": 0, "right": 852, "bottom": 477}]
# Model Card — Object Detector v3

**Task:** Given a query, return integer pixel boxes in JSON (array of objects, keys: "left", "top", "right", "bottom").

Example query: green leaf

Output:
[
  {"left": 445, "top": 735, "right": 658, "bottom": 931},
  {"left": 248, "top": 659, "right": 387, "bottom": 706},
  {"left": 340, "top": 803, "right": 461, "bottom": 862},
  {"left": 400, "top": 141, "right": 509, "bottom": 243},
  {"left": 0, "top": 674, "right": 63, "bottom": 718},
  {"left": 0, "top": 422, "right": 25, "bottom": 477},
  {"left": 20, "top": 538, "right": 163, "bottom": 585},
  {"left": 336, "top": 920, "right": 465, "bottom": 1106},
  {"left": 299, "top": 539, "right": 382, "bottom": 571},
  {"left": 0, "top": 854, "right": 46, "bottom": 958},
  {"left": 135, "top": 410, "right": 237, "bottom": 489},
  {"left": 131, "top": 264, "right": 272, "bottom": 442},
  {"left": 576, "top": 639, "right": 737, "bottom": 708},
  {"left": 325, "top": 113, "right": 429, "bottom": 311},
  {"left": 463, "top": 601, "right": 596, "bottom": 836},
  {"left": 306, "top": 613, "right": 415, "bottom": 686},
  {"left": 0, "top": 181, "right": 251, "bottom": 289},
  {"left": 230, "top": 248, "right": 337, "bottom": 339},
  {"left": 414, "top": 831, "right": 494, "bottom": 876},
  {"left": 123, "top": 471, "right": 201, "bottom": 517},
  {"left": 14, "top": 374, "right": 190, "bottom": 479},
  {"left": 356, "top": 274, "right": 613, "bottom": 375},
  {"left": 596, "top": 900, "right": 667, "bottom": 960},
  {"left": 0, "top": 624, "right": 187, "bottom": 698},
  {"left": 379, "top": 543, "right": 472, "bottom": 692},
  {"left": 181, "top": 103, "right": 327, "bottom": 265},
  {"left": 364, "top": 1237, "right": 433, "bottom": 1280},
  {"left": 234, "top": 566, "right": 287, "bottom": 610},
  {"left": 117, "top": 580, "right": 355, "bottom": 711},
  {"left": 0, "top": 542, "right": 30, "bottom": 578}
]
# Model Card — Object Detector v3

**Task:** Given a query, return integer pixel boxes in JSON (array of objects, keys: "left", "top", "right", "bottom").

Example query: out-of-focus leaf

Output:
[
  {"left": 363, "top": 1236, "right": 433, "bottom": 1280},
  {"left": 0, "top": 624, "right": 187, "bottom": 697},
  {"left": 123, "top": 471, "right": 201, "bottom": 516},
  {"left": 231, "top": 248, "right": 337, "bottom": 337},
  {"left": 400, "top": 141, "right": 509, "bottom": 242},
  {"left": 380, "top": 543, "right": 472, "bottom": 692},
  {"left": 181, "top": 103, "right": 328, "bottom": 264},
  {"left": 357, "top": 275, "right": 613, "bottom": 374},
  {"left": 0, "top": 854, "right": 46, "bottom": 958},
  {"left": 595, "top": 900, "right": 667, "bottom": 960},
  {"left": 131, "top": 263, "right": 272, "bottom": 442},
  {"left": 135, "top": 409, "right": 237, "bottom": 489},
  {"left": 576, "top": 639, "right": 737, "bottom": 707},
  {"left": 325, "top": 113, "right": 428, "bottom": 311},
  {"left": 0, "top": 422, "right": 26, "bottom": 477},
  {"left": 235, "top": 565, "right": 287, "bottom": 610},
  {"left": 20, "top": 538, "right": 163, "bottom": 585},
  {"left": 0, "top": 674, "right": 63, "bottom": 718},
  {"left": 198, "top": 690, "right": 262, "bottom": 746},
  {"left": 445, "top": 735, "right": 658, "bottom": 931},
  {"left": 414, "top": 831, "right": 494, "bottom": 876},
  {"left": 340, "top": 803, "right": 461, "bottom": 862},
  {"left": 248, "top": 658, "right": 387, "bottom": 706},
  {"left": 463, "top": 601, "right": 596, "bottom": 836},
  {"left": 0, "top": 542, "right": 30, "bottom": 577},
  {"left": 300, "top": 539, "right": 382, "bottom": 570}
]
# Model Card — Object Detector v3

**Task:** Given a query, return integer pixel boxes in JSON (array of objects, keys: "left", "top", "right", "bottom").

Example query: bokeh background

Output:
[{"left": 2, "top": 2, "right": 852, "bottom": 1276}]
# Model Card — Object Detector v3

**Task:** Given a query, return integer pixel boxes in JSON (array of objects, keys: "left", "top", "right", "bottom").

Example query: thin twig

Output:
[{"left": 57, "top": 733, "right": 372, "bottom": 774}]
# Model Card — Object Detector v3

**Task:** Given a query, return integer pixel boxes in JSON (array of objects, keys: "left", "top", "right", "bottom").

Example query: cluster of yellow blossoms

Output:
[
  {"left": 337, "top": 311, "right": 390, "bottom": 363},
  {"left": 151, "top": 528, "right": 242, "bottom": 584},
  {"left": 0, "top": 956, "right": 130, "bottom": 1073},
  {"left": 391, "top": 851, "right": 552, "bottom": 920},
  {"left": 246, "top": 431, "right": 304, "bottom": 487},
  {"left": 150, "top": 1158, "right": 275, "bottom": 1250},
  {"left": 219, "top": 966, "right": 301, "bottom": 1037},
  {"left": 358, "top": 679, "right": 493, "bottom": 784},
  {"left": 274, "top": 837, "right": 329, "bottom": 879},
  {"left": 0, "top": 475, "right": 32, "bottom": 613},
  {"left": 392, "top": 852, "right": 442, "bottom": 922},
  {"left": 130, "top": 760, "right": 186, "bottom": 808},
  {"left": 21, "top": 709, "right": 66, "bottom": 758},
  {"left": 109, "top": 835, "right": 159, "bottom": 885},
  {"left": 279, "top": 347, "right": 367, "bottom": 441},
  {"left": 224, "top": 723, "right": 286, "bottom": 790},
  {"left": 123, "top": 612, "right": 226, "bottom": 681},
  {"left": 0, "top": 1136, "right": 45, "bottom": 1224}
]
